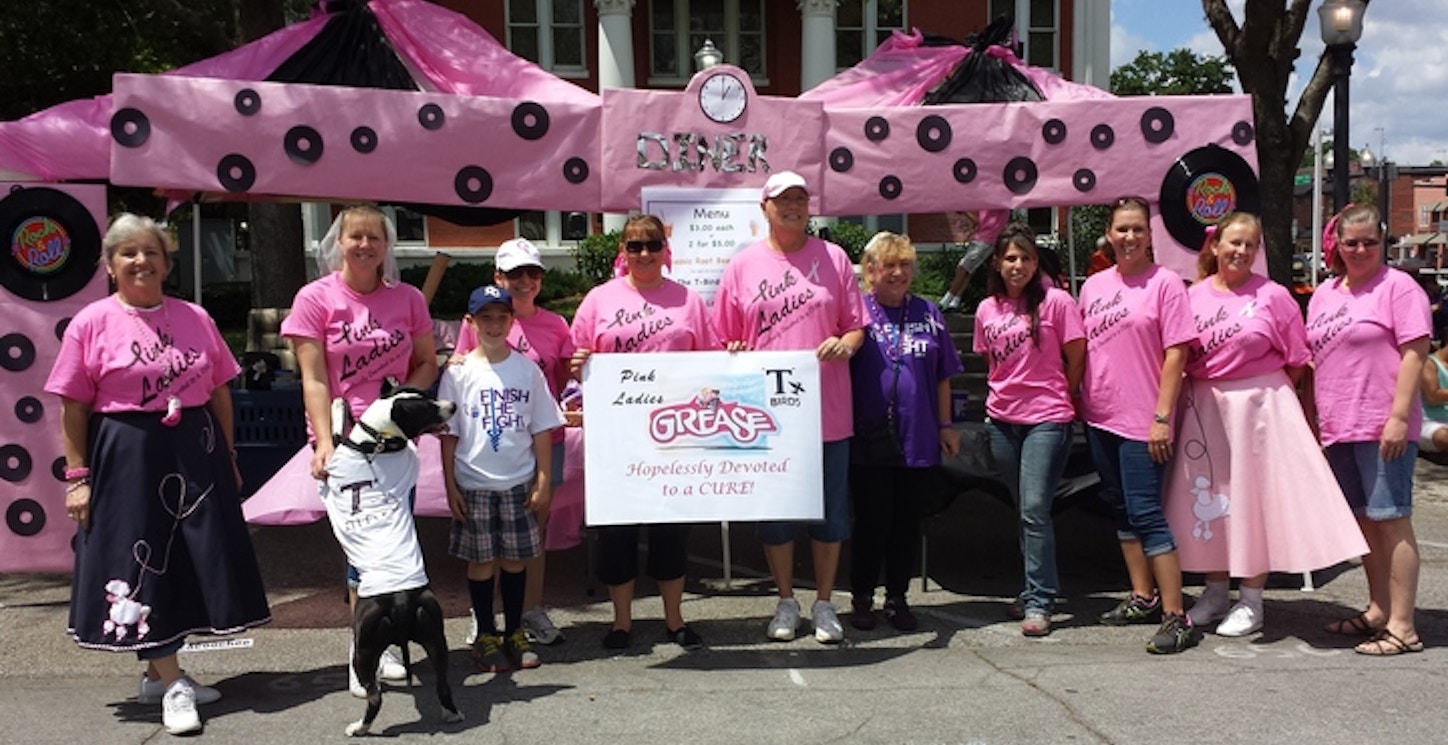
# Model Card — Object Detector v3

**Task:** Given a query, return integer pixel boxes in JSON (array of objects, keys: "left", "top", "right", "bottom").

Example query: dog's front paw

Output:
[
  {"left": 345, "top": 720, "right": 370, "bottom": 737},
  {"left": 442, "top": 709, "right": 464, "bottom": 724}
]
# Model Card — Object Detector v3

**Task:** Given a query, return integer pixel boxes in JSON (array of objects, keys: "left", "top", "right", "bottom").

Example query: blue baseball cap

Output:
[{"left": 467, "top": 285, "right": 514, "bottom": 315}]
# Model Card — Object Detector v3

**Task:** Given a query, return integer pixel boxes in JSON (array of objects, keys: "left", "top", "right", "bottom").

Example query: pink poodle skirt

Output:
[{"left": 1164, "top": 370, "right": 1368, "bottom": 575}]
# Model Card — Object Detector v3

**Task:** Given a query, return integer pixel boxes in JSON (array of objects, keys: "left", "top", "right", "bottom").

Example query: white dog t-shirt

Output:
[{"left": 321, "top": 445, "right": 429, "bottom": 598}]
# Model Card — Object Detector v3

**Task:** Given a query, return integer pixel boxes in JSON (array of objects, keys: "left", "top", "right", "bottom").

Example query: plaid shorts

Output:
[{"left": 448, "top": 479, "right": 541, "bottom": 563}]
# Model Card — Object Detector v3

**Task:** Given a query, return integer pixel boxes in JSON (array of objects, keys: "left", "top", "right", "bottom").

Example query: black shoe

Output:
[
  {"left": 883, "top": 597, "right": 918, "bottom": 632},
  {"left": 602, "top": 628, "right": 631, "bottom": 650},
  {"left": 1099, "top": 594, "right": 1161, "bottom": 626},
  {"left": 666, "top": 625, "right": 705, "bottom": 651},
  {"left": 1146, "top": 612, "right": 1197, "bottom": 654}
]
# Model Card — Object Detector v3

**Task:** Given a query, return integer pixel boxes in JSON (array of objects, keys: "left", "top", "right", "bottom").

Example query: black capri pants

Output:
[{"left": 595, "top": 523, "right": 692, "bottom": 586}]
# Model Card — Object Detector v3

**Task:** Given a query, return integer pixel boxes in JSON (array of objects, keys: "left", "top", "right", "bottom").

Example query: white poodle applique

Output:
[
  {"left": 1189, "top": 475, "right": 1230, "bottom": 541},
  {"left": 103, "top": 579, "right": 151, "bottom": 641}
]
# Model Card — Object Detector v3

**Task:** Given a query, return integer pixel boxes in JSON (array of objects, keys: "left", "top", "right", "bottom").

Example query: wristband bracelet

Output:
[
  {"left": 938, "top": 421, "right": 954, "bottom": 429},
  {"left": 66, "top": 478, "right": 91, "bottom": 492},
  {"left": 64, "top": 467, "right": 90, "bottom": 481}
]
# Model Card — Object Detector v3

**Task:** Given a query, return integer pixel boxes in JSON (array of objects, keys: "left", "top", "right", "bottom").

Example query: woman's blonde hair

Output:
[
  {"left": 315, "top": 204, "right": 400, "bottom": 286},
  {"left": 1196, "top": 212, "right": 1261, "bottom": 281},
  {"left": 859, "top": 231, "right": 916, "bottom": 291}
]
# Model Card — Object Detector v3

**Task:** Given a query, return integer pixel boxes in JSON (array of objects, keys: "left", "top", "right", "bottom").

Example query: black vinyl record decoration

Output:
[
  {"left": 1158, "top": 144, "right": 1260, "bottom": 251},
  {"left": 0, "top": 187, "right": 101, "bottom": 302}
]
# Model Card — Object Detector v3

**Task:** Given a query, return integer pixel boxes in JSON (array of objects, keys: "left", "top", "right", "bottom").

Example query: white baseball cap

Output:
[
  {"left": 495, "top": 238, "right": 543, "bottom": 272},
  {"left": 761, "top": 171, "right": 809, "bottom": 200}
]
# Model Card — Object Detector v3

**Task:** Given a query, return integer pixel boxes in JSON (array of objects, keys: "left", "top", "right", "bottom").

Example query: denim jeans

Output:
[
  {"left": 987, "top": 420, "right": 1069, "bottom": 612},
  {"left": 1086, "top": 426, "right": 1177, "bottom": 557}
]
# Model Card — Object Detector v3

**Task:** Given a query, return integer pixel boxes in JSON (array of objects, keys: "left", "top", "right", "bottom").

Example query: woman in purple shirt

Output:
[{"left": 847, "top": 232, "right": 962, "bottom": 633}]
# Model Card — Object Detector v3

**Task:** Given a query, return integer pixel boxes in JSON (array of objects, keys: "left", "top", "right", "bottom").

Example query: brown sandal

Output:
[
  {"left": 1354, "top": 629, "right": 1424, "bottom": 656},
  {"left": 1324, "top": 614, "right": 1380, "bottom": 637}
]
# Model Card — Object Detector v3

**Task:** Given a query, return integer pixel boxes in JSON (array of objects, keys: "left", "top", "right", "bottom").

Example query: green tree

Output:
[
  {"left": 1, "top": 1, "right": 313, "bottom": 310},
  {"left": 1206, "top": 0, "right": 1369, "bottom": 288},
  {"left": 1110, "top": 49, "right": 1236, "bottom": 96}
]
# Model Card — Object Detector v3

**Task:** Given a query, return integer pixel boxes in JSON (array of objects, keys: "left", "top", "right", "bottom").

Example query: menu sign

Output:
[{"left": 642, "top": 186, "right": 761, "bottom": 306}]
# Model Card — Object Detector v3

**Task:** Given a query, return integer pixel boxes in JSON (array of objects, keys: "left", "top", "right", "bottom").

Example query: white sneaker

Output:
[
  {"left": 1187, "top": 592, "right": 1230, "bottom": 627},
  {"left": 161, "top": 679, "right": 201, "bottom": 735},
  {"left": 138, "top": 672, "right": 221, "bottom": 705},
  {"left": 347, "top": 654, "right": 367, "bottom": 699},
  {"left": 767, "top": 597, "right": 801, "bottom": 641},
  {"left": 811, "top": 600, "right": 845, "bottom": 644},
  {"left": 1215, "top": 602, "right": 1263, "bottom": 637},
  {"left": 522, "top": 606, "right": 565, "bottom": 646},
  {"left": 378, "top": 648, "right": 407, "bottom": 682}
]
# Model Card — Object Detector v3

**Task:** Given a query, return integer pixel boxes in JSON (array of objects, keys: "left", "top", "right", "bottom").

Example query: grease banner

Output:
[{"left": 581, "top": 350, "right": 822, "bottom": 526}]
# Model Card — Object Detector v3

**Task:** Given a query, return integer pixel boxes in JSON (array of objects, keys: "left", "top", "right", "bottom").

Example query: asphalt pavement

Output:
[{"left": 4, "top": 460, "right": 1448, "bottom": 744}]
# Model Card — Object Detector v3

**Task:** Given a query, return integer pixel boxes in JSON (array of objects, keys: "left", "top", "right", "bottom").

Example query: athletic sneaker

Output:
[
  {"left": 506, "top": 630, "right": 541, "bottom": 669},
  {"left": 378, "top": 648, "right": 407, "bottom": 682},
  {"left": 1215, "top": 602, "right": 1263, "bottom": 637},
  {"left": 1146, "top": 612, "right": 1197, "bottom": 654},
  {"left": 811, "top": 600, "right": 845, "bottom": 643},
  {"left": 1021, "top": 609, "right": 1052, "bottom": 637},
  {"left": 138, "top": 672, "right": 221, "bottom": 705},
  {"left": 161, "top": 679, "right": 201, "bottom": 735},
  {"left": 767, "top": 597, "right": 802, "bottom": 641},
  {"left": 471, "top": 634, "right": 511, "bottom": 673},
  {"left": 522, "top": 606, "right": 564, "bottom": 646},
  {"left": 1099, "top": 593, "right": 1161, "bottom": 625}
]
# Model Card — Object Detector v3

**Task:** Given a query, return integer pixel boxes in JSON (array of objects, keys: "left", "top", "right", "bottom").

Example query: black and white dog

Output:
[{"left": 319, "top": 380, "right": 460, "bottom": 736}]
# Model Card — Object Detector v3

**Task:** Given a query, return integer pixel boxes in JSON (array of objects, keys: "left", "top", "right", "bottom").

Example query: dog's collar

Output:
[{"left": 336, "top": 421, "right": 410, "bottom": 456}]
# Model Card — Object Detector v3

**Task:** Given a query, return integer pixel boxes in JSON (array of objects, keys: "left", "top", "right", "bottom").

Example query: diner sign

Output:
[{"left": 581, "top": 350, "right": 822, "bottom": 525}]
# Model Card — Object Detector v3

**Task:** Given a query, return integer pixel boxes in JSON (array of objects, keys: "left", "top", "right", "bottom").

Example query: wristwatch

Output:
[{"left": 1152, "top": 412, "right": 1171, "bottom": 425}]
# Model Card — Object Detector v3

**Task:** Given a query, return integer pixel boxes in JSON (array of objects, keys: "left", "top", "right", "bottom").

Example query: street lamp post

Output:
[
  {"left": 1319, "top": 0, "right": 1367, "bottom": 213},
  {"left": 1312, "top": 129, "right": 1330, "bottom": 286}
]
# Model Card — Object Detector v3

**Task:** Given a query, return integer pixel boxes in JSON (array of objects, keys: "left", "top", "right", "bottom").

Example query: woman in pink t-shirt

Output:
[
  {"left": 45, "top": 214, "right": 269, "bottom": 734},
  {"left": 570, "top": 214, "right": 720, "bottom": 652},
  {"left": 974, "top": 224, "right": 1085, "bottom": 637},
  {"left": 1078, "top": 196, "right": 1197, "bottom": 654},
  {"left": 281, "top": 205, "right": 437, "bottom": 694},
  {"left": 1307, "top": 204, "right": 1430, "bottom": 656},
  {"left": 1164, "top": 213, "right": 1366, "bottom": 638},
  {"left": 454, "top": 237, "right": 574, "bottom": 646}
]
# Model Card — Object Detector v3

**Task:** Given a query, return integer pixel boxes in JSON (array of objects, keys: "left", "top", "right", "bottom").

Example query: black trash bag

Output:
[{"left": 922, "top": 15, "right": 1043, "bottom": 105}]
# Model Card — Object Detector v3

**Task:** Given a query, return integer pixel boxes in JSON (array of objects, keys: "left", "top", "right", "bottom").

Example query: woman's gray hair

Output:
[
  {"left": 315, "top": 205, "right": 400, "bottom": 286},
  {"left": 102, "top": 213, "right": 173, "bottom": 269}
]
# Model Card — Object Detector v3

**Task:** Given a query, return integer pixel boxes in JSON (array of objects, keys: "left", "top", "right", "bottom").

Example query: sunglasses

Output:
[
  {"left": 624, "top": 240, "right": 666, "bottom": 254},
  {"left": 503, "top": 266, "right": 545, "bottom": 280},
  {"left": 1339, "top": 238, "right": 1381, "bottom": 250}
]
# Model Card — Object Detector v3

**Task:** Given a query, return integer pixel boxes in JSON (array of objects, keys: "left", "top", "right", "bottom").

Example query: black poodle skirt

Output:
[{"left": 67, "top": 406, "right": 271, "bottom": 652}]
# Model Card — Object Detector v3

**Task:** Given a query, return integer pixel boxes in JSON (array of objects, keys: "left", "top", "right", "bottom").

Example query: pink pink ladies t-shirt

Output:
[
  {"left": 1185, "top": 274, "right": 1309, "bottom": 381},
  {"left": 457, "top": 307, "right": 574, "bottom": 399},
  {"left": 281, "top": 273, "right": 432, "bottom": 435},
  {"left": 47, "top": 296, "right": 240, "bottom": 412},
  {"left": 1306, "top": 265, "right": 1431, "bottom": 445},
  {"left": 973, "top": 287, "right": 1084, "bottom": 424},
  {"left": 571, "top": 277, "right": 720, "bottom": 355},
  {"left": 712, "top": 236, "right": 868, "bottom": 442},
  {"left": 1079, "top": 264, "right": 1196, "bottom": 441}
]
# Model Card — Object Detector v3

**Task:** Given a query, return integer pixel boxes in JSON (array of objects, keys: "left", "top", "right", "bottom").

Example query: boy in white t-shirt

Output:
[{"left": 439, "top": 285, "right": 565, "bottom": 672}]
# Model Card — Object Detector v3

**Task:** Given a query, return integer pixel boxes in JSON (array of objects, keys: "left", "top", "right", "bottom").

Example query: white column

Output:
[
  {"left": 1072, "top": 0, "right": 1111, "bottom": 89},
  {"left": 798, "top": 0, "right": 838, "bottom": 94},
  {"left": 597, "top": 0, "right": 636, "bottom": 232}
]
